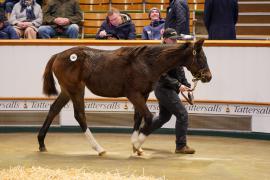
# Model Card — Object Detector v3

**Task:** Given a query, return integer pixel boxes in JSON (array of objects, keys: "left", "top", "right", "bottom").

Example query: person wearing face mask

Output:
[
  {"left": 142, "top": 7, "right": 165, "bottom": 40},
  {"left": 144, "top": 28, "right": 195, "bottom": 154},
  {"left": 38, "top": 0, "right": 82, "bottom": 39},
  {"left": 9, "top": 0, "right": 42, "bottom": 39},
  {"left": 96, "top": 8, "right": 136, "bottom": 40},
  {"left": 165, "top": 0, "right": 190, "bottom": 35}
]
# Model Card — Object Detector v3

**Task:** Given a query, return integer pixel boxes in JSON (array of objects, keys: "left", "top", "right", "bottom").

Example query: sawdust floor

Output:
[{"left": 0, "top": 133, "right": 270, "bottom": 180}]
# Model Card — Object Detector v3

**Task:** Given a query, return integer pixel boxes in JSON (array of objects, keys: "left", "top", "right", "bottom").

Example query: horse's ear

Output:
[{"left": 194, "top": 39, "right": 205, "bottom": 52}]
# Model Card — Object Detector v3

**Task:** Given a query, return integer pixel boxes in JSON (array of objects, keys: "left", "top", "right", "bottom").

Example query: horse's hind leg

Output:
[
  {"left": 38, "top": 92, "right": 70, "bottom": 152},
  {"left": 70, "top": 92, "right": 106, "bottom": 156},
  {"left": 131, "top": 109, "right": 142, "bottom": 144},
  {"left": 131, "top": 94, "right": 149, "bottom": 155},
  {"left": 131, "top": 109, "right": 143, "bottom": 155}
]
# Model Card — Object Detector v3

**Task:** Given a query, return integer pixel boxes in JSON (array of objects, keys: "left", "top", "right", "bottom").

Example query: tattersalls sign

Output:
[
  {"left": 0, "top": 99, "right": 270, "bottom": 116},
  {"left": 0, "top": 99, "right": 270, "bottom": 133}
]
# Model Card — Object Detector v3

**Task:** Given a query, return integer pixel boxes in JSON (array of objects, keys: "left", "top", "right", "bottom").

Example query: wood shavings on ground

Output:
[{"left": 0, "top": 166, "right": 165, "bottom": 180}]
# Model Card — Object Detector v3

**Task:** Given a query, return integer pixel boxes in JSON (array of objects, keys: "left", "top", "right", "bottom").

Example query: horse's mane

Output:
[
  {"left": 158, "top": 42, "right": 191, "bottom": 58},
  {"left": 81, "top": 42, "right": 191, "bottom": 66},
  {"left": 117, "top": 42, "right": 191, "bottom": 63}
]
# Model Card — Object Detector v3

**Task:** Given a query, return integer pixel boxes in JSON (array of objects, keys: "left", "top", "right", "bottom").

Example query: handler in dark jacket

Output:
[
  {"left": 165, "top": 0, "right": 190, "bottom": 35},
  {"left": 96, "top": 8, "right": 136, "bottom": 40},
  {"left": 144, "top": 28, "right": 195, "bottom": 154},
  {"left": 204, "top": 0, "right": 238, "bottom": 40}
]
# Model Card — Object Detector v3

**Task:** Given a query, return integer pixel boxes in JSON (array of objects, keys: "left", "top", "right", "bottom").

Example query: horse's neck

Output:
[{"left": 153, "top": 48, "right": 190, "bottom": 77}]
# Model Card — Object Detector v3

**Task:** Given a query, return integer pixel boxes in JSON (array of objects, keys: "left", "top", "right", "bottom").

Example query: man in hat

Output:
[
  {"left": 144, "top": 28, "right": 195, "bottom": 154},
  {"left": 0, "top": 12, "right": 19, "bottom": 39},
  {"left": 142, "top": 7, "right": 165, "bottom": 40}
]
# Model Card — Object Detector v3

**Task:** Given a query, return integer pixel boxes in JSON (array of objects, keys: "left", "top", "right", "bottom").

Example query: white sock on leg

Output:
[{"left": 84, "top": 128, "right": 105, "bottom": 155}]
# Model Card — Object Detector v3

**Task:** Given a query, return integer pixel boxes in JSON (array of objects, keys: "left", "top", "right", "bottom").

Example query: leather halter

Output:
[{"left": 181, "top": 49, "right": 201, "bottom": 105}]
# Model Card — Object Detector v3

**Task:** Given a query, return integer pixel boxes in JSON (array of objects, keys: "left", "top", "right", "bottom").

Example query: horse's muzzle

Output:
[{"left": 201, "top": 70, "right": 212, "bottom": 83}]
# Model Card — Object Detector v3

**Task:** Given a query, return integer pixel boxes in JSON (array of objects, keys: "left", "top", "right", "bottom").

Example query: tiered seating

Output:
[
  {"left": 145, "top": 0, "right": 199, "bottom": 12},
  {"left": 78, "top": 0, "right": 207, "bottom": 38},
  {"left": 79, "top": 0, "right": 110, "bottom": 12},
  {"left": 81, "top": 13, "right": 195, "bottom": 38},
  {"left": 81, "top": 13, "right": 107, "bottom": 38},
  {"left": 194, "top": 0, "right": 204, "bottom": 11},
  {"left": 111, "top": 0, "right": 145, "bottom": 12},
  {"left": 145, "top": 0, "right": 170, "bottom": 12},
  {"left": 237, "top": 0, "right": 270, "bottom": 39}
]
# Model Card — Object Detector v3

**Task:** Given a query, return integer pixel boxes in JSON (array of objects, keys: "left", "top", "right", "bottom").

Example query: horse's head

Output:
[{"left": 185, "top": 39, "right": 212, "bottom": 83}]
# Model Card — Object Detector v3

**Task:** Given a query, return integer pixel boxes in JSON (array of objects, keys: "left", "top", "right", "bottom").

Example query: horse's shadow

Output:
[{"left": 32, "top": 147, "right": 174, "bottom": 162}]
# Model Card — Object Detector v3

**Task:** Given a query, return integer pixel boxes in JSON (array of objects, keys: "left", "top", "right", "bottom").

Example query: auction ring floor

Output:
[{"left": 0, "top": 132, "right": 269, "bottom": 179}]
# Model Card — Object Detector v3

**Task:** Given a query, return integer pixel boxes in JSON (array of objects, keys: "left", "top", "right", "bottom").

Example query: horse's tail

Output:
[{"left": 43, "top": 54, "right": 58, "bottom": 96}]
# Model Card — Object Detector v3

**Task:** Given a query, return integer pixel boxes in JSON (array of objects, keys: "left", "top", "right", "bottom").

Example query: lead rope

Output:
[{"left": 181, "top": 79, "right": 199, "bottom": 105}]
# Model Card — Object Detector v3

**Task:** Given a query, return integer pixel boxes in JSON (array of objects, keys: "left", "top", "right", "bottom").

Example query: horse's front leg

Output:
[
  {"left": 70, "top": 91, "right": 106, "bottom": 156},
  {"left": 38, "top": 92, "right": 70, "bottom": 152}
]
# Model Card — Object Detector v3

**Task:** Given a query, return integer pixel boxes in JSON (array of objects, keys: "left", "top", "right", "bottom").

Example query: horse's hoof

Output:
[
  {"left": 98, "top": 151, "right": 106, "bottom": 156},
  {"left": 39, "top": 146, "right": 47, "bottom": 152},
  {"left": 132, "top": 145, "right": 144, "bottom": 156},
  {"left": 137, "top": 147, "right": 144, "bottom": 156}
]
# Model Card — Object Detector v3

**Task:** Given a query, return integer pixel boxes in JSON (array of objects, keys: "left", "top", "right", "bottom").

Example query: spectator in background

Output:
[
  {"left": 165, "top": 0, "right": 190, "bottom": 35},
  {"left": 9, "top": 0, "right": 42, "bottom": 39},
  {"left": 204, "top": 0, "right": 238, "bottom": 40},
  {"left": 2, "top": 0, "right": 19, "bottom": 19},
  {"left": 38, "top": 0, "right": 82, "bottom": 39},
  {"left": 0, "top": 2, "right": 4, "bottom": 15},
  {"left": 0, "top": 10, "right": 19, "bottom": 38},
  {"left": 96, "top": 8, "right": 136, "bottom": 40},
  {"left": 142, "top": 7, "right": 165, "bottom": 40}
]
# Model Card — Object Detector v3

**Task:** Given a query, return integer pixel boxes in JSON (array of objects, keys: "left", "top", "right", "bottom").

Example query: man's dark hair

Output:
[{"left": 107, "top": 8, "right": 120, "bottom": 16}]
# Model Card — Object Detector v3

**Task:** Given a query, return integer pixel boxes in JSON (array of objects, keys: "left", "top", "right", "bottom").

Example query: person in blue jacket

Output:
[
  {"left": 0, "top": 12, "right": 19, "bottom": 39},
  {"left": 96, "top": 8, "right": 136, "bottom": 40},
  {"left": 165, "top": 0, "right": 190, "bottom": 35},
  {"left": 142, "top": 7, "right": 165, "bottom": 40},
  {"left": 204, "top": 0, "right": 238, "bottom": 40}
]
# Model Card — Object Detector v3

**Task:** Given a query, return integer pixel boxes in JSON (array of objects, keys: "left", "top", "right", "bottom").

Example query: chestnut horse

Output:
[{"left": 38, "top": 39, "right": 212, "bottom": 156}]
